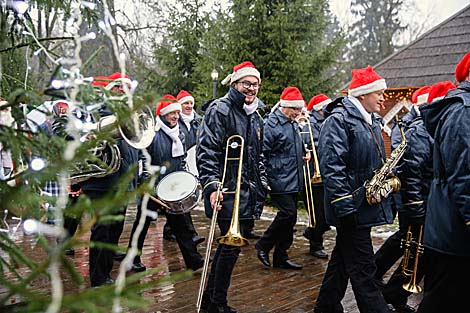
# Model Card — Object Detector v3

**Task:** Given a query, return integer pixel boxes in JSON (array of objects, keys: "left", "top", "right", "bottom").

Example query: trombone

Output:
[
  {"left": 196, "top": 135, "right": 248, "bottom": 312},
  {"left": 401, "top": 225, "right": 424, "bottom": 293},
  {"left": 297, "top": 115, "right": 316, "bottom": 228}
]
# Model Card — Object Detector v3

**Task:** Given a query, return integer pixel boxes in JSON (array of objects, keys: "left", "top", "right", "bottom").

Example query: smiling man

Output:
[
  {"left": 197, "top": 61, "right": 267, "bottom": 313},
  {"left": 314, "top": 66, "right": 394, "bottom": 313}
]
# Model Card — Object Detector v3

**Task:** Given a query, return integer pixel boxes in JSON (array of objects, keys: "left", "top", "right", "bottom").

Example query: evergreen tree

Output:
[
  {"left": 192, "top": 0, "right": 346, "bottom": 107},
  {"left": 347, "top": 0, "right": 408, "bottom": 69}
]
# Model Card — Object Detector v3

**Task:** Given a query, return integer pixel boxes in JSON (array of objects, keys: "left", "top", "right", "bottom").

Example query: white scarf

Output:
[
  {"left": 157, "top": 116, "right": 185, "bottom": 157},
  {"left": 243, "top": 98, "right": 259, "bottom": 115},
  {"left": 180, "top": 110, "right": 195, "bottom": 130},
  {"left": 348, "top": 95, "right": 372, "bottom": 125}
]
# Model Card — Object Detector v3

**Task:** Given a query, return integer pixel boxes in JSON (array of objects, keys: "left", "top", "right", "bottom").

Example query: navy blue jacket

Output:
[
  {"left": 197, "top": 88, "right": 267, "bottom": 220},
  {"left": 391, "top": 107, "right": 433, "bottom": 220},
  {"left": 319, "top": 97, "right": 393, "bottom": 228},
  {"left": 264, "top": 108, "right": 305, "bottom": 194},
  {"left": 146, "top": 127, "right": 186, "bottom": 183},
  {"left": 178, "top": 111, "right": 202, "bottom": 150},
  {"left": 420, "top": 81, "right": 470, "bottom": 257}
]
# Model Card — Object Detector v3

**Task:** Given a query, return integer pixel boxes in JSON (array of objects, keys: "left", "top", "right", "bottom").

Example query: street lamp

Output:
[{"left": 211, "top": 69, "right": 218, "bottom": 99}]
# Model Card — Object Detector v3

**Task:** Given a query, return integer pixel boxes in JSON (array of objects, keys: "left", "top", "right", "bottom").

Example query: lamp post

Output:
[{"left": 211, "top": 69, "right": 218, "bottom": 99}]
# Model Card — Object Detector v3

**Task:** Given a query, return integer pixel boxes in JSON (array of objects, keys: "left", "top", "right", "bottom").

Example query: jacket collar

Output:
[
  {"left": 309, "top": 109, "right": 325, "bottom": 122},
  {"left": 273, "top": 106, "right": 292, "bottom": 125},
  {"left": 226, "top": 87, "right": 247, "bottom": 108}
]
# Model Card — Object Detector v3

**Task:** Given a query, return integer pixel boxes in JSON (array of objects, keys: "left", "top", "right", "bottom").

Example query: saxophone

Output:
[{"left": 365, "top": 116, "right": 407, "bottom": 205}]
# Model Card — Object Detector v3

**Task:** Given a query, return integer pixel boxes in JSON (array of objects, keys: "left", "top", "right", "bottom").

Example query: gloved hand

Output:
[{"left": 339, "top": 212, "right": 358, "bottom": 232}]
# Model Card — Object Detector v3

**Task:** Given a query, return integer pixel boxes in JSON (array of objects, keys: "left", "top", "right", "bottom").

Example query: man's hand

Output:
[
  {"left": 303, "top": 151, "right": 311, "bottom": 162},
  {"left": 210, "top": 190, "right": 223, "bottom": 211}
]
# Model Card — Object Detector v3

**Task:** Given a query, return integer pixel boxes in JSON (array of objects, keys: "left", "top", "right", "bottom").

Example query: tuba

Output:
[
  {"left": 365, "top": 116, "right": 406, "bottom": 205},
  {"left": 70, "top": 106, "right": 155, "bottom": 184}
]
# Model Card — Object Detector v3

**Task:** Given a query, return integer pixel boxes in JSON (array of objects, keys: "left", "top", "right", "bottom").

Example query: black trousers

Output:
[
  {"left": 315, "top": 227, "right": 390, "bottom": 313},
  {"left": 417, "top": 249, "right": 470, "bottom": 313},
  {"left": 88, "top": 191, "right": 127, "bottom": 287},
  {"left": 163, "top": 211, "right": 198, "bottom": 238},
  {"left": 304, "top": 184, "right": 330, "bottom": 251},
  {"left": 204, "top": 220, "right": 249, "bottom": 305},
  {"left": 256, "top": 193, "right": 297, "bottom": 262},
  {"left": 128, "top": 199, "right": 202, "bottom": 270}
]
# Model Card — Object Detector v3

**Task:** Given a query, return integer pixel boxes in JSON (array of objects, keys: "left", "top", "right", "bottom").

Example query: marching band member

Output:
[
  {"left": 417, "top": 54, "right": 469, "bottom": 313},
  {"left": 255, "top": 86, "right": 309, "bottom": 271},
  {"left": 197, "top": 61, "right": 266, "bottom": 313},
  {"left": 127, "top": 94, "right": 203, "bottom": 272},
  {"left": 314, "top": 66, "right": 393, "bottom": 313},
  {"left": 84, "top": 73, "right": 140, "bottom": 287},
  {"left": 302, "top": 94, "right": 331, "bottom": 259},
  {"left": 374, "top": 85, "right": 434, "bottom": 313}
]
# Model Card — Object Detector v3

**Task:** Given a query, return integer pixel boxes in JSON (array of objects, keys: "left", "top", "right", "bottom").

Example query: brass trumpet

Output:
[
  {"left": 401, "top": 225, "right": 424, "bottom": 293},
  {"left": 196, "top": 135, "right": 247, "bottom": 313},
  {"left": 297, "top": 115, "right": 317, "bottom": 228}
]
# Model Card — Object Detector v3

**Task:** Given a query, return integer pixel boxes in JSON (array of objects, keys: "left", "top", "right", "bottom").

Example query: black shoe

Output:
[
  {"left": 113, "top": 251, "right": 126, "bottom": 261},
  {"left": 200, "top": 295, "right": 211, "bottom": 313},
  {"left": 273, "top": 259, "right": 302, "bottom": 270},
  {"left": 131, "top": 262, "right": 147, "bottom": 272},
  {"left": 256, "top": 247, "right": 271, "bottom": 268},
  {"left": 244, "top": 231, "right": 261, "bottom": 239},
  {"left": 192, "top": 235, "right": 206, "bottom": 245},
  {"left": 208, "top": 303, "right": 237, "bottom": 313},
  {"left": 310, "top": 249, "right": 328, "bottom": 259},
  {"left": 105, "top": 276, "right": 115, "bottom": 285},
  {"left": 163, "top": 233, "right": 176, "bottom": 241},
  {"left": 65, "top": 248, "right": 75, "bottom": 256},
  {"left": 391, "top": 303, "right": 416, "bottom": 313}
]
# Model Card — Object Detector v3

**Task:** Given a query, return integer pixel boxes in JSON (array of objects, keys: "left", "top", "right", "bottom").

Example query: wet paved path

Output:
[{"left": 2, "top": 205, "right": 422, "bottom": 312}]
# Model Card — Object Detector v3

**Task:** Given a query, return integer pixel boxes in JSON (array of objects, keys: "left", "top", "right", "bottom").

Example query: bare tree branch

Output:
[{"left": 0, "top": 36, "right": 73, "bottom": 53}]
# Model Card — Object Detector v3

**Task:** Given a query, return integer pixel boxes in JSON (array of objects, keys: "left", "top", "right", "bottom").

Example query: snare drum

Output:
[{"left": 155, "top": 171, "right": 202, "bottom": 214}]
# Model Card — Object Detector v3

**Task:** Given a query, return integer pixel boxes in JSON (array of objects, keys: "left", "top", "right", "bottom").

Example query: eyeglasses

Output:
[{"left": 237, "top": 80, "right": 261, "bottom": 90}]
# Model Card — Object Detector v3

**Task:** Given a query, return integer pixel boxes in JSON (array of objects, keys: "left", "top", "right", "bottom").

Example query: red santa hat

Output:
[
  {"left": 221, "top": 61, "right": 261, "bottom": 85},
  {"left": 428, "top": 81, "right": 456, "bottom": 103},
  {"left": 156, "top": 94, "right": 181, "bottom": 116},
  {"left": 455, "top": 52, "right": 470, "bottom": 83},
  {"left": 53, "top": 100, "right": 70, "bottom": 116},
  {"left": 307, "top": 94, "right": 331, "bottom": 111},
  {"left": 0, "top": 98, "right": 7, "bottom": 106},
  {"left": 279, "top": 87, "right": 305, "bottom": 108},
  {"left": 176, "top": 90, "right": 195, "bottom": 105},
  {"left": 411, "top": 86, "right": 431, "bottom": 105},
  {"left": 91, "top": 75, "right": 111, "bottom": 88},
  {"left": 348, "top": 66, "right": 387, "bottom": 97}
]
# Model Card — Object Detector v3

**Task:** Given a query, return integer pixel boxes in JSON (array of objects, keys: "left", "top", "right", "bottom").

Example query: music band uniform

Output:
[
  {"left": 302, "top": 94, "right": 331, "bottom": 259},
  {"left": 314, "top": 66, "right": 393, "bottom": 313},
  {"left": 255, "top": 86, "right": 307, "bottom": 270},
  {"left": 197, "top": 61, "right": 266, "bottom": 313},
  {"left": 127, "top": 95, "right": 203, "bottom": 272},
  {"left": 417, "top": 53, "right": 470, "bottom": 313},
  {"left": 374, "top": 87, "right": 433, "bottom": 312}
]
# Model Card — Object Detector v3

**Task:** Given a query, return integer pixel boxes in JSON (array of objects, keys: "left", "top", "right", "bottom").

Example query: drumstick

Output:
[{"left": 148, "top": 194, "right": 172, "bottom": 210}]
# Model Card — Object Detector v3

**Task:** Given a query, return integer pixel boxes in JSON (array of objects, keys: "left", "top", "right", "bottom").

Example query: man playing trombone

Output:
[{"left": 196, "top": 61, "right": 266, "bottom": 313}]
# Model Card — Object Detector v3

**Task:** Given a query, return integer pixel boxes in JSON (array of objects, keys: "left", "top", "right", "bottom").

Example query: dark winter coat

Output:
[
  {"left": 264, "top": 108, "right": 305, "bottom": 194},
  {"left": 420, "top": 80, "right": 470, "bottom": 257},
  {"left": 197, "top": 87, "right": 267, "bottom": 220},
  {"left": 319, "top": 96, "right": 393, "bottom": 228},
  {"left": 391, "top": 107, "right": 433, "bottom": 220},
  {"left": 178, "top": 111, "right": 202, "bottom": 150}
]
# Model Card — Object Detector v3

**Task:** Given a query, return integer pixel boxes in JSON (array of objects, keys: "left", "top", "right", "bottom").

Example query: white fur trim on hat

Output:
[
  {"left": 221, "top": 67, "right": 261, "bottom": 85},
  {"left": 178, "top": 95, "right": 195, "bottom": 105},
  {"left": 312, "top": 98, "right": 332, "bottom": 111},
  {"left": 431, "top": 96, "right": 445, "bottom": 102},
  {"left": 159, "top": 102, "right": 182, "bottom": 116},
  {"left": 348, "top": 79, "right": 387, "bottom": 97},
  {"left": 416, "top": 93, "right": 429, "bottom": 106},
  {"left": 280, "top": 99, "right": 305, "bottom": 108}
]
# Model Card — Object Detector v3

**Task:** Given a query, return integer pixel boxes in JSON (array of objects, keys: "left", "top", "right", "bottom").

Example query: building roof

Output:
[{"left": 374, "top": 4, "right": 470, "bottom": 88}]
